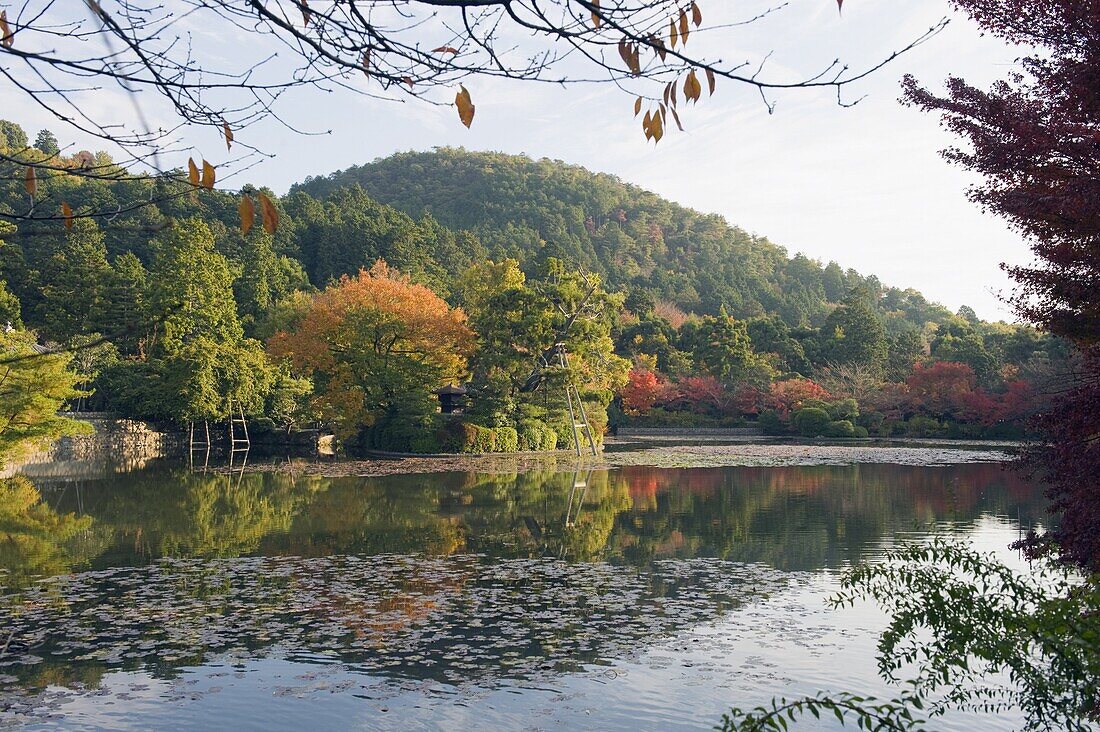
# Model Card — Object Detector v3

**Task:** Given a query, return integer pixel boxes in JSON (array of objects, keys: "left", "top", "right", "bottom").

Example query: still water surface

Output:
[{"left": 1, "top": 453, "right": 1046, "bottom": 730}]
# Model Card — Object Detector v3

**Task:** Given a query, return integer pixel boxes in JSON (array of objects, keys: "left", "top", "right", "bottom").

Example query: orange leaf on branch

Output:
[
  {"left": 239, "top": 194, "right": 255, "bottom": 235},
  {"left": 258, "top": 193, "right": 279, "bottom": 234},
  {"left": 455, "top": 85, "right": 475, "bottom": 128},
  {"left": 200, "top": 160, "right": 216, "bottom": 189}
]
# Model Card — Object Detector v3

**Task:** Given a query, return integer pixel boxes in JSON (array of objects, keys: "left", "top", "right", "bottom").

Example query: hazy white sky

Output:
[{"left": 4, "top": 0, "right": 1033, "bottom": 321}]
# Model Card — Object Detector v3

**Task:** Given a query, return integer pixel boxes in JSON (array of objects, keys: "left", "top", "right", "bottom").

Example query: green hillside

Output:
[{"left": 292, "top": 148, "right": 952, "bottom": 331}]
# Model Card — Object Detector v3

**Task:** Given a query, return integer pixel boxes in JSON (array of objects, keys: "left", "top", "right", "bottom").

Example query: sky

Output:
[{"left": 2, "top": 0, "right": 1034, "bottom": 321}]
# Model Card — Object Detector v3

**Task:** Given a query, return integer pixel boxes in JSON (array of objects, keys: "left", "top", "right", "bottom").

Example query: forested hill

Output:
[{"left": 292, "top": 148, "right": 953, "bottom": 331}]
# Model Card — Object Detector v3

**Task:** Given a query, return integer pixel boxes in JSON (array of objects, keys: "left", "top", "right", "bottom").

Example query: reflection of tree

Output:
[
  {"left": 26, "top": 460, "right": 1047, "bottom": 576},
  {"left": 606, "top": 464, "right": 1047, "bottom": 571},
  {"left": 0, "top": 476, "right": 95, "bottom": 587},
  {"left": 39, "top": 467, "right": 326, "bottom": 565}
]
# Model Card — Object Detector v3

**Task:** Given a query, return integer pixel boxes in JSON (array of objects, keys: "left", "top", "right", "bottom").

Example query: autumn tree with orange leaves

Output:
[{"left": 269, "top": 260, "right": 474, "bottom": 438}]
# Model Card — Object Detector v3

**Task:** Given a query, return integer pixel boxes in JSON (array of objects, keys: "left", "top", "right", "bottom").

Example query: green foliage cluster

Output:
[
  {"left": 0, "top": 123, "right": 1066, "bottom": 446},
  {"left": 723, "top": 538, "right": 1100, "bottom": 731}
]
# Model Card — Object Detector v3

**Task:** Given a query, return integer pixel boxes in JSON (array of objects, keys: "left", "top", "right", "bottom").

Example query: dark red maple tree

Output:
[{"left": 903, "top": 0, "right": 1100, "bottom": 570}]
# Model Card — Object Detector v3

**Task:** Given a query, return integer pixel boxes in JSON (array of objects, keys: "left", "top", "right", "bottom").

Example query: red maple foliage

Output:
[
  {"left": 621, "top": 368, "right": 663, "bottom": 415},
  {"left": 904, "top": 0, "right": 1100, "bottom": 569},
  {"left": 767, "top": 378, "right": 832, "bottom": 418}
]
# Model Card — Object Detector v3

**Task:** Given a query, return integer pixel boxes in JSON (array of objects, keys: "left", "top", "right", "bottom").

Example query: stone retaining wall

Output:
[{"left": 616, "top": 427, "right": 764, "bottom": 437}]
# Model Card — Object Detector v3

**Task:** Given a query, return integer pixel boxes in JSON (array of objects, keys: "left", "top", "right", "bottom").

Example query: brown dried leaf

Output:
[
  {"left": 187, "top": 157, "right": 200, "bottom": 187},
  {"left": 692, "top": 1, "right": 702, "bottom": 27},
  {"left": 670, "top": 105, "right": 684, "bottom": 131},
  {"left": 223, "top": 121, "right": 233, "bottom": 152},
  {"left": 362, "top": 49, "right": 370, "bottom": 74},
  {"left": 61, "top": 202, "right": 73, "bottom": 230},
  {"left": 201, "top": 159, "right": 216, "bottom": 190},
  {"left": 669, "top": 17, "right": 678, "bottom": 48},
  {"left": 651, "top": 111, "right": 664, "bottom": 143},
  {"left": 258, "top": 193, "right": 280, "bottom": 234},
  {"left": 642, "top": 110, "right": 653, "bottom": 140},
  {"left": 455, "top": 85, "right": 475, "bottom": 128},
  {"left": 0, "top": 11, "right": 13, "bottom": 49},
  {"left": 24, "top": 167, "right": 36, "bottom": 197},
  {"left": 300, "top": 0, "right": 311, "bottom": 26},
  {"left": 706, "top": 67, "right": 716, "bottom": 95},
  {"left": 670, "top": 79, "right": 678, "bottom": 107},
  {"left": 591, "top": 0, "right": 601, "bottom": 28},
  {"left": 433, "top": 46, "right": 459, "bottom": 55},
  {"left": 634, "top": 96, "right": 643, "bottom": 117},
  {"left": 649, "top": 35, "right": 667, "bottom": 62},
  {"left": 679, "top": 10, "right": 689, "bottom": 44},
  {"left": 239, "top": 194, "right": 255, "bottom": 235},
  {"left": 618, "top": 40, "right": 632, "bottom": 68}
]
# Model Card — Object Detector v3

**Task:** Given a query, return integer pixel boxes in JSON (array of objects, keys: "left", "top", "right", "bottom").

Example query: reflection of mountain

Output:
[{"left": 22, "top": 461, "right": 1047, "bottom": 575}]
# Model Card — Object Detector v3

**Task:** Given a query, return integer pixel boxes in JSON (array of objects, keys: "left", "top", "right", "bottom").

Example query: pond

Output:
[{"left": 0, "top": 444, "right": 1047, "bottom": 730}]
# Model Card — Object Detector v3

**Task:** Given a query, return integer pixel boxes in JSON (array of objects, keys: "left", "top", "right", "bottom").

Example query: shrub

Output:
[
  {"left": 793, "top": 407, "right": 831, "bottom": 437},
  {"left": 437, "top": 421, "right": 479, "bottom": 452},
  {"left": 517, "top": 421, "right": 544, "bottom": 451},
  {"left": 471, "top": 425, "right": 497, "bottom": 453},
  {"left": 853, "top": 425, "right": 870, "bottom": 438},
  {"left": 545, "top": 427, "right": 559, "bottom": 450},
  {"left": 905, "top": 416, "right": 945, "bottom": 437},
  {"left": 495, "top": 426, "right": 519, "bottom": 452},
  {"left": 824, "top": 420, "right": 857, "bottom": 438},
  {"left": 409, "top": 433, "right": 441, "bottom": 453},
  {"left": 757, "top": 409, "right": 788, "bottom": 435}
]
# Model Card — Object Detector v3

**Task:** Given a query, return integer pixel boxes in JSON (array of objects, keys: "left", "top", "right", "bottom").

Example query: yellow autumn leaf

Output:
[
  {"left": 187, "top": 157, "right": 200, "bottom": 187},
  {"left": 258, "top": 193, "right": 280, "bottom": 234},
  {"left": 239, "top": 194, "right": 255, "bottom": 235},
  {"left": 201, "top": 159, "right": 216, "bottom": 190},
  {"left": 61, "top": 202, "right": 73, "bottom": 230},
  {"left": 24, "top": 167, "right": 36, "bottom": 197}
]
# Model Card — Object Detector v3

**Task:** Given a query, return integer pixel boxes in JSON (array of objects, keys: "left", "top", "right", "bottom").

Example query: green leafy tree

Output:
[
  {"left": 33, "top": 129, "right": 60, "bottom": 156},
  {"left": 687, "top": 307, "right": 774, "bottom": 386},
  {"left": 135, "top": 218, "right": 273, "bottom": 422},
  {"left": 886, "top": 327, "right": 925, "bottom": 381},
  {"left": 32, "top": 219, "right": 113, "bottom": 343},
  {"left": 0, "top": 278, "right": 20, "bottom": 328},
  {"left": 0, "top": 119, "right": 28, "bottom": 151},
  {"left": 0, "top": 329, "right": 90, "bottom": 466},
  {"left": 815, "top": 293, "right": 889, "bottom": 377}
]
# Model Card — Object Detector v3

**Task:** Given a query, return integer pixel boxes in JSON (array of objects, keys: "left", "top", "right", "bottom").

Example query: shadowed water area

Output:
[{"left": 0, "top": 449, "right": 1047, "bottom": 730}]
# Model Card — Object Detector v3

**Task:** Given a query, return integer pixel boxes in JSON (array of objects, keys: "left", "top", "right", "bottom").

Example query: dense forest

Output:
[{"left": 0, "top": 121, "right": 1067, "bottom": 451}]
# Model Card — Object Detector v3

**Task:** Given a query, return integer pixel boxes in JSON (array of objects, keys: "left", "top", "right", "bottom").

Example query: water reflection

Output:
[
  {"left": 2, "top": 462, "right": 1045, "bottom": 584},
  {"left": 0, "top": 460, "right": 1045, "bottom": 729}
]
